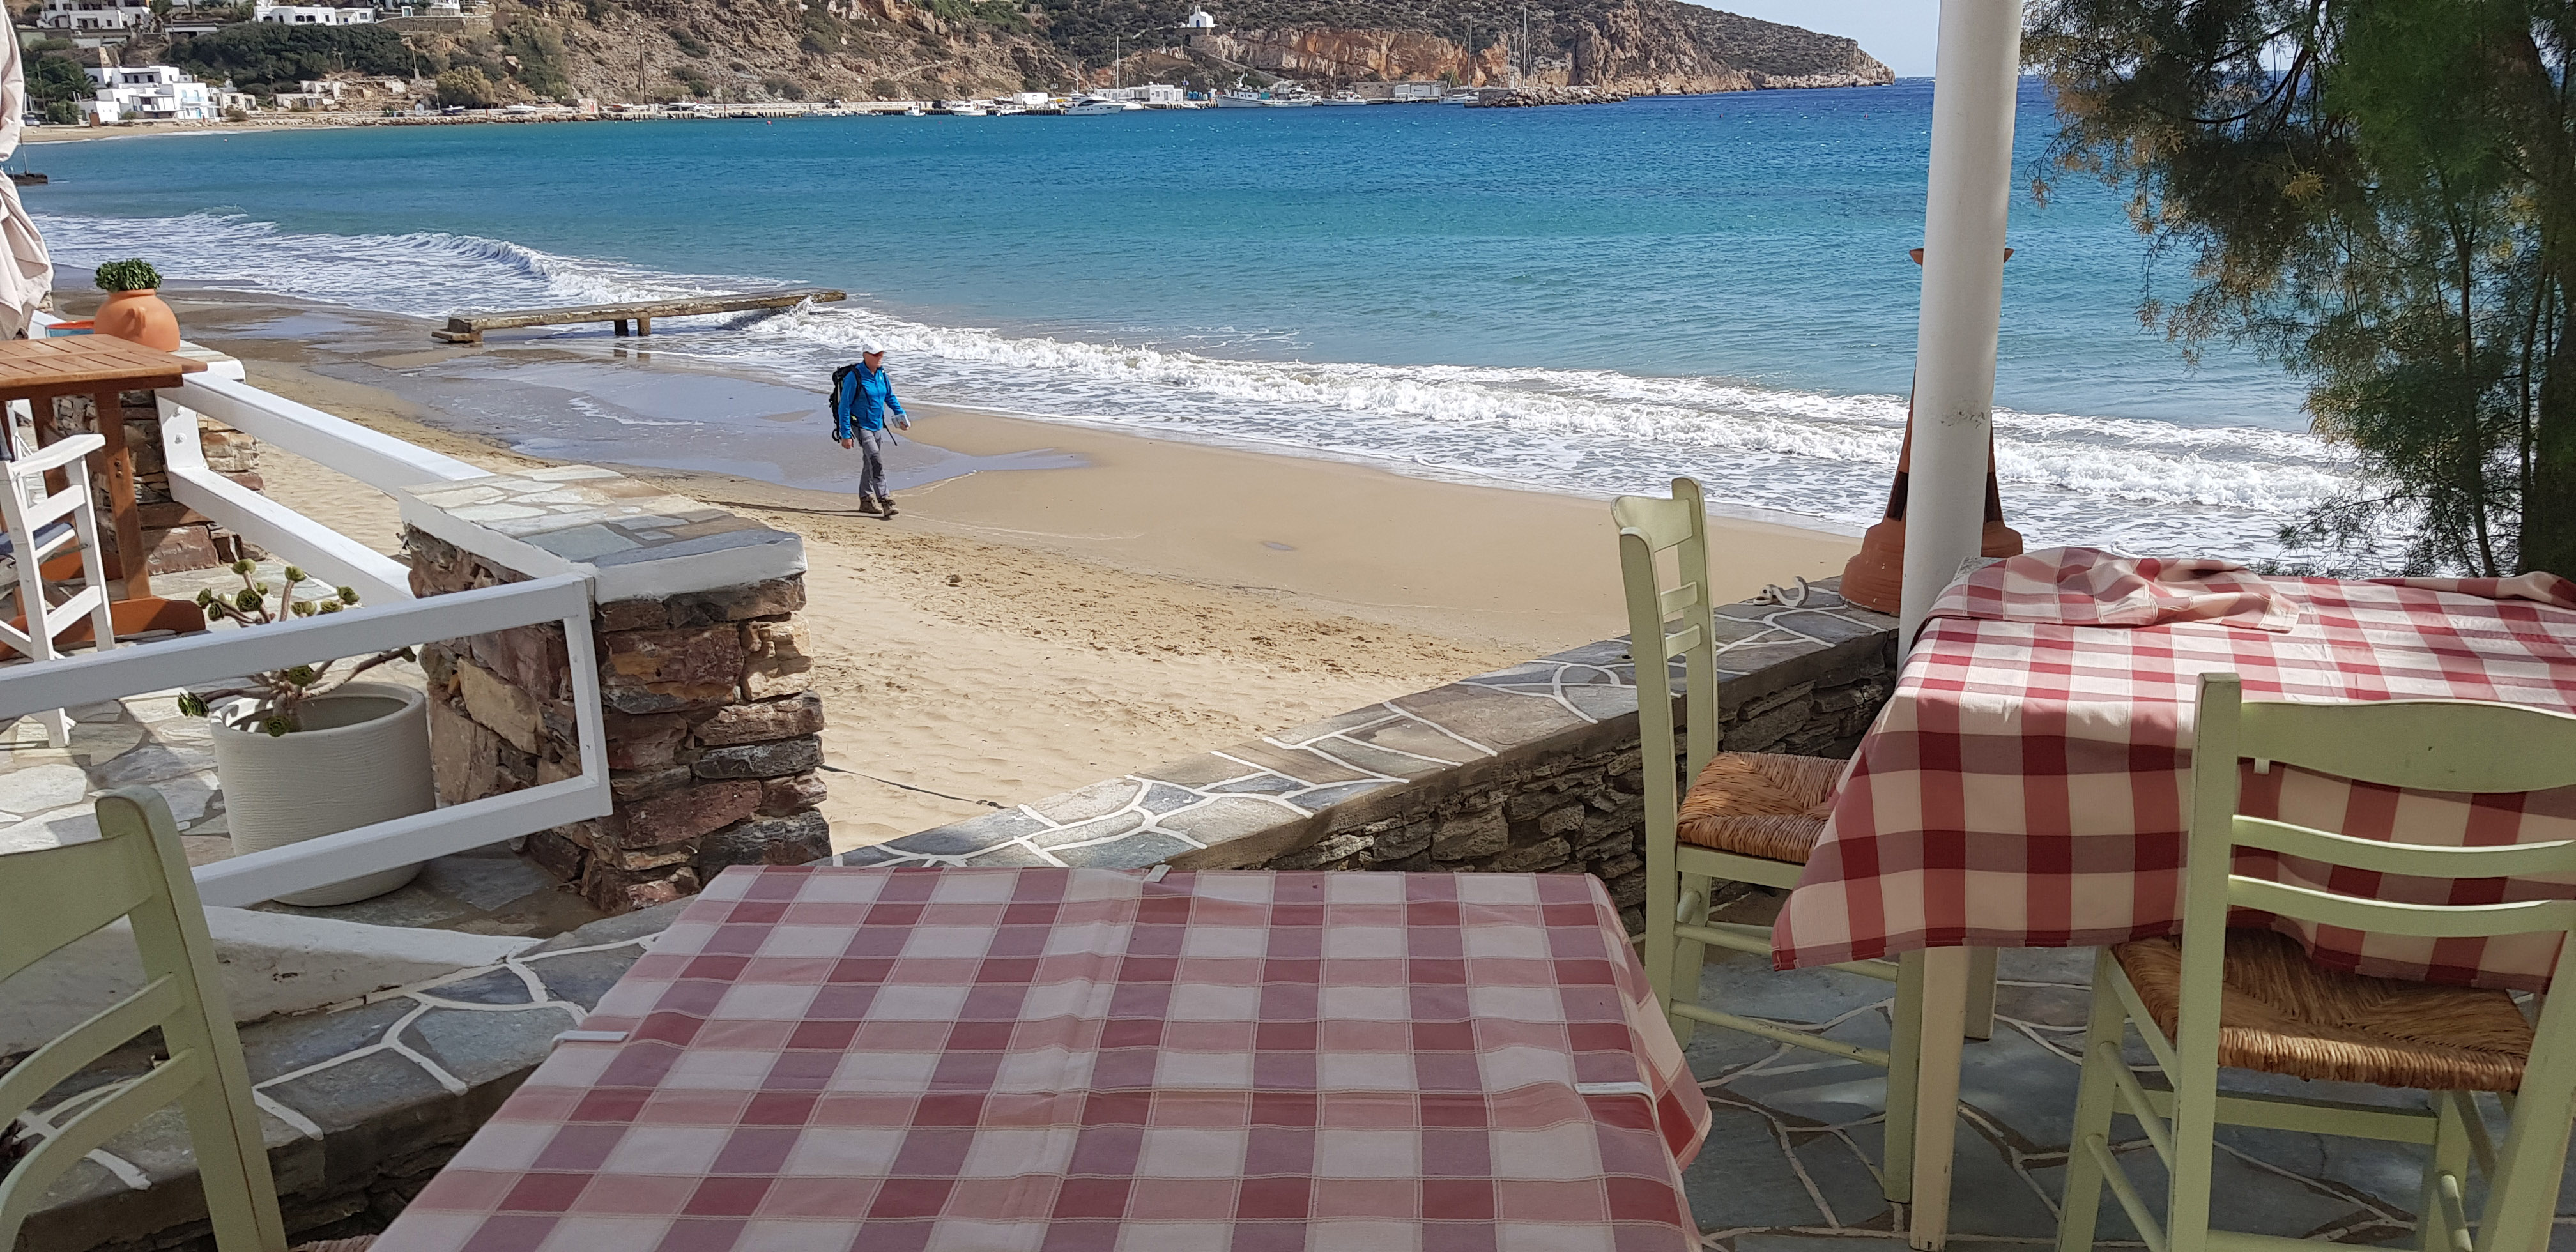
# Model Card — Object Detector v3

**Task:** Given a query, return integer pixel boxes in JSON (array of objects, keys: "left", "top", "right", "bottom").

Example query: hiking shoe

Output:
[
  {"left": 879, "top": 496, "right": 900, "bottom": 518},
  {"left": 856, "top": 496, "right": 882, "bottom": 516}
]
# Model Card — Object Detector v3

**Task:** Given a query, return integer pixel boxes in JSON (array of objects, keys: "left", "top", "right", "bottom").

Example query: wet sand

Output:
[{"left": 141, "top": 289, "right": 1860, "bottom": 846}]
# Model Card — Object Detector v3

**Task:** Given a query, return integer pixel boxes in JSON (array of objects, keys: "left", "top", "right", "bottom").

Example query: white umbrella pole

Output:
[
  {"left": 1897, "top": 0, "right": 2023, "bottom": 645},
  {"left": 1896, "top": 4, "right": 2022, "bottom": 1249}
]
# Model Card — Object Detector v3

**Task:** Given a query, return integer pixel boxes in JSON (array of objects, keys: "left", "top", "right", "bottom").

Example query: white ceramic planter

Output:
[{"left": 209, "top": 682, "right": 437, "bottom": 907}]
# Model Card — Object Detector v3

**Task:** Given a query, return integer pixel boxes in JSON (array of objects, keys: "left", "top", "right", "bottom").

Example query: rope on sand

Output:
[
  {"left": 819, "top": 763, "right": 1004, "bottom": 810},
  {"left": 702, "top": 498, "right": 886, "bottom": 519}
]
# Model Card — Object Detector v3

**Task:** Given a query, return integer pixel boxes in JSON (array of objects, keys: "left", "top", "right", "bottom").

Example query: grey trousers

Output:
[{"left": 855, "top": 428, "right": 890, "bottom": 499}]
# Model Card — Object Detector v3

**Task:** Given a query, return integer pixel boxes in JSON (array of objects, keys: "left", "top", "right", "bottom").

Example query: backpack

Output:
[{"left": 828, "top": 362, "right": 861, "bottom": 427}]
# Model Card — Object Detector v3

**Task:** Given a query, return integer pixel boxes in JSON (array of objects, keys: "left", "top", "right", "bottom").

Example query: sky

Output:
[{"left": 1698, "top": 0, "right": 1938, "bottom": 78}]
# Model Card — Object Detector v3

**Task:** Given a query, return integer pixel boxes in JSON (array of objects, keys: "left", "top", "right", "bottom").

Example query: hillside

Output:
[{"left": 126, "top": 0, "right": 1883, "bottom": 104}]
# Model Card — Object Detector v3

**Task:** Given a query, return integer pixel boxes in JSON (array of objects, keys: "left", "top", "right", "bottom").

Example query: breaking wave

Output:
[{"left": 39, "top": 210, "right": 2350, "bottom": 556}]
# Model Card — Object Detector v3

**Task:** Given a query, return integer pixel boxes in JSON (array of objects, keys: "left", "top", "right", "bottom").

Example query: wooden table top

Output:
[{"left": 0, "top": 335, "right": 207, "bottom": 397}]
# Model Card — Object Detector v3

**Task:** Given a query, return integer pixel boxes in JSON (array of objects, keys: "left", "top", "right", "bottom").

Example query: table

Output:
[
  {"left": 0, "top": 336, "right": 208, "bottom": 648},
  {"left": 375, "top": 867, "right": 1713, "bottom": 1251},
  {"left": 1773, "top": 563, "right": 2576, "bottom": 1248}
]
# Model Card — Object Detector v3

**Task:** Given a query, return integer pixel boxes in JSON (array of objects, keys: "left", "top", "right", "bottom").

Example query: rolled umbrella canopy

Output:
[{"left": 0, "top": 23, "right": 50, "bottom": 339}]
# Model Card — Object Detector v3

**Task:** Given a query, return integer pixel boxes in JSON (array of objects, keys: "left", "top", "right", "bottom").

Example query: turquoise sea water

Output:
[{"left": 25, "top": 79, "right": 2342, "bottom": 553}]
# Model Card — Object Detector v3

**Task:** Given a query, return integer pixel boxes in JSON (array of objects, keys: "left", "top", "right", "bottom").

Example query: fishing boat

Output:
[
  {"left": 1263, "top": 84, "right": 1320, "bottom": 106},
  {"left": 1213, "top": 88, "right": 1268, "bottom": 107}
]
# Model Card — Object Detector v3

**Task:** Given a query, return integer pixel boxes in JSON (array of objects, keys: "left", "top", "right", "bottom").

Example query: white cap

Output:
[{"left": 861, "top": 338, "right": 887, "bottom": 355}]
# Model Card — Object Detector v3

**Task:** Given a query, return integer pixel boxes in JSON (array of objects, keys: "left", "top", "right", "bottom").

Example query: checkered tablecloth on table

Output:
[
  {"left": 375, "top": 867, "right": 1712, "bottom": 1252},
  {"left": 1774, "top": 566, "right": 2576, "bottom": 990}
]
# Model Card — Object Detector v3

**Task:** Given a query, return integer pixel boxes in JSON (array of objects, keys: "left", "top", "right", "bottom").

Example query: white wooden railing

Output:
[{"left": 0, "top": 321, "right": 613, "bottom": 906}]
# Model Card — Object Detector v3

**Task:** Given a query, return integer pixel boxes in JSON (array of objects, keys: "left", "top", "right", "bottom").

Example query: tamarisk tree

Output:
[{"left": 2026, "top": 0, "right": 2576, "bottom": 575}]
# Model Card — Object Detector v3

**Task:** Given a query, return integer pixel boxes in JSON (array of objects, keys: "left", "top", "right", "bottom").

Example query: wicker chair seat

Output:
[
  {"left": 2111, "top": 929, "right": 2534, "bottom": 1093},
  {"left": 1674, "top": 751, "right": 1845, "bottom": 865}
]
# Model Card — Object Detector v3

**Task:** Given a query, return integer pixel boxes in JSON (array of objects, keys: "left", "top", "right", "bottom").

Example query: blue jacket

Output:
[{"left": 832, "top": 364, "right": 908, "bottom": 439}]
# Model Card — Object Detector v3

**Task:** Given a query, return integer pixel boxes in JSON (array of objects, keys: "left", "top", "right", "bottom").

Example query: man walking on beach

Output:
[{"left": 831, "top": 340, "right": 910, "bottom": 517}]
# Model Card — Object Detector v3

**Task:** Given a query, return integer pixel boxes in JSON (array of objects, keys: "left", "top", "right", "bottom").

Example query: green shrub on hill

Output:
[
  {"left": 433, "top": 66, "right": 498, "bottom": 107},
  {"left": 502, "top": 20, "right": 571, "bottom": 99},
  {"left": 927, "top": 0, "right": 1031, "bottom": 31},
  {"left": 169, "top": 22, "right": 412, "bottom": 91}
]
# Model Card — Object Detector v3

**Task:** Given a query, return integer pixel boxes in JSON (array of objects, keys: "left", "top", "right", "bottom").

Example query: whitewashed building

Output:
[
  {"left": 254, "top": 2, "right": 375, "bottom": 24},
  {"left": 36, "top": 0, "right": 151, "bottom": 33},
  {"left": 1100, "top": 83, "right": 1185, "bottom": 104},
  {"left": 81, "top": 65, "right": 217, "bottom": 122}
]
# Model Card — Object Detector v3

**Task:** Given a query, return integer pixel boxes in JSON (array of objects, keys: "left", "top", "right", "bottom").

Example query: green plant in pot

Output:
[
  {"left": 181, "top": 561, "right": 440, "bottom": 906},
  {"left": 89, "top": 257, "right": 181, "bottom": 351}
]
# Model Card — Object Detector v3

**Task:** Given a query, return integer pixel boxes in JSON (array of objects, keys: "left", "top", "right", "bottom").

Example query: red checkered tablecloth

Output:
[
  {"left": 1775, "top": 572, "right": 2576, "bottom": 990},
  {"left": 376, "top": 867, "right": 1712, "bottom": 1252}
]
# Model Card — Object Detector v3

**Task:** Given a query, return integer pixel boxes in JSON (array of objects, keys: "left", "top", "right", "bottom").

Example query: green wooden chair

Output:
[
  {"left": 1, "top": 787, "right": 292, "bottom": 1252},
  {"left": 1614, "top": 477, "right": 1928, "bottom": 1203},
  {"left": 2056, "top": 673, "right": 2576, "bottom": 1252}
]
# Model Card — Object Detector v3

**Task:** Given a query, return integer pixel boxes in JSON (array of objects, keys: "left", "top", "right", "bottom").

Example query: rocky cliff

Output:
[
  {"left": 1167, "top": 3, "right": 1892, "bottom": 94},
  {"left": 407, "top": 0, "right": 1887, "bottom": 104}
]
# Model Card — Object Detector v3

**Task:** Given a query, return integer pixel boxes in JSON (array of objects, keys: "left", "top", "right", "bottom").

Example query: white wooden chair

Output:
[
  {"left": 2056, "top": 673, "right": 2576, "bottom": 1252},
  {"left": 0, "top": 431, "right": 117, "bottom": 745}
]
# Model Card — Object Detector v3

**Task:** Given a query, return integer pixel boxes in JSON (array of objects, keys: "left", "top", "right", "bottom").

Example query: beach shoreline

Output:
[{"left": 130, "top": 287, "right": 1860, "bottom": 846}]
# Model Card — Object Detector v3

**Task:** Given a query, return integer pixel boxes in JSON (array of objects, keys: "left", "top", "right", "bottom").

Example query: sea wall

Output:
[{"left": 842, "top": 578, "right": 1898, "bottom": 931}]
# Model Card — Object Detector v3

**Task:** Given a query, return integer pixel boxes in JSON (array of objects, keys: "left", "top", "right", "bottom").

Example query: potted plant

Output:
[
  {"left": 90, "top": 257, "right": 180, "bottom": 351},
  {"left": 178, "top": 561, "right": 437, "bottom": 906}
]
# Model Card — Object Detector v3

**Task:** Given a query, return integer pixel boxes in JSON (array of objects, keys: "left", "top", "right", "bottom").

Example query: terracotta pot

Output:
[{"left": 93, "top": 287, "right": 180, "bottom": 351}]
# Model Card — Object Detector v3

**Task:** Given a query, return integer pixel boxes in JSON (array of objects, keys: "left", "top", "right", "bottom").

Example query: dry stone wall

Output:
[{"left": 395, "top": 466, "right": 825, "bottom": 915}]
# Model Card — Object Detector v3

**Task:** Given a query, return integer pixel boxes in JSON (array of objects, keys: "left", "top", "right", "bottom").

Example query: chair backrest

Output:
[
  {"left": 1613, "top": 478, "right": 1721, "bottom": 855},
  {"left": 0, "top": 431, "right": 102, "bottom": 536},
  {"left": 2188, "top": 673, "right": 2576, "bottom": 949},
  {"left": 0, "top": 788, "right": 287, "bottom": 1252}
]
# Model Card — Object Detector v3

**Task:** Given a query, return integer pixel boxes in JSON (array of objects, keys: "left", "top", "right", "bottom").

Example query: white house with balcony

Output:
[
  {"left": 253, "top": 1, "right": 374, "bottom": 24},
  {"left": 81, "top": 65, "right": 218, "bottom": 123},
  {"left": 36, "top": 0, "right": 150, "bottom": 33}
]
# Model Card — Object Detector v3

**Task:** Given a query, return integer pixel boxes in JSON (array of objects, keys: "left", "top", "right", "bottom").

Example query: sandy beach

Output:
[{"left": 137, "top": 289, "right": 1859, "bottom": 848}]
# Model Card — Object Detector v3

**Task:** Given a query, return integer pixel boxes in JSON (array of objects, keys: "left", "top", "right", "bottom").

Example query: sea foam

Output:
[{"left": 38, "top": 210, "right": 2353, "bottom": 558}]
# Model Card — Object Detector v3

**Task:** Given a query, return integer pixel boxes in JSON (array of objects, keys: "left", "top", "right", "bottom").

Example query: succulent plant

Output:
[
  {"left": 176, "top": 561, "right": 413, "bottom": 736},
  {"left": 91, "top": 258, "right": 161, "bottom": 293}
]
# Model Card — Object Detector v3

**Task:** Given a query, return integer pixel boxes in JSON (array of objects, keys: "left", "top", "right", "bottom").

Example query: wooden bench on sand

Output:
[{"left": 431, "top": 288, "right": 847, "bottom": 344}]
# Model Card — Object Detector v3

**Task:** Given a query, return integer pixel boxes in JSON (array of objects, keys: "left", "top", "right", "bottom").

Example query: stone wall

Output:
[
  {"left": 38, "top": 385, "right": 258, "bottom": 578},
  {"left": 841, "top": 579, "right": 1899, "bottom": 931},
  {"left": 395, "top": 467, "right": 827, "bottom": 915}
]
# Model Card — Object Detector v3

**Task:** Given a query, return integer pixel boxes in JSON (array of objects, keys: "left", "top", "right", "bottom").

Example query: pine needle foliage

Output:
[{"left": 2026, "top": 0, "right": 2576, "bottom": 576}]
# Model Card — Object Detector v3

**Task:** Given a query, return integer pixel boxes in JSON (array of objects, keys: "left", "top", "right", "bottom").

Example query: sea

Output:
[{"left": 23, "top": 78, "right": 2343, "bottom": 556}]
